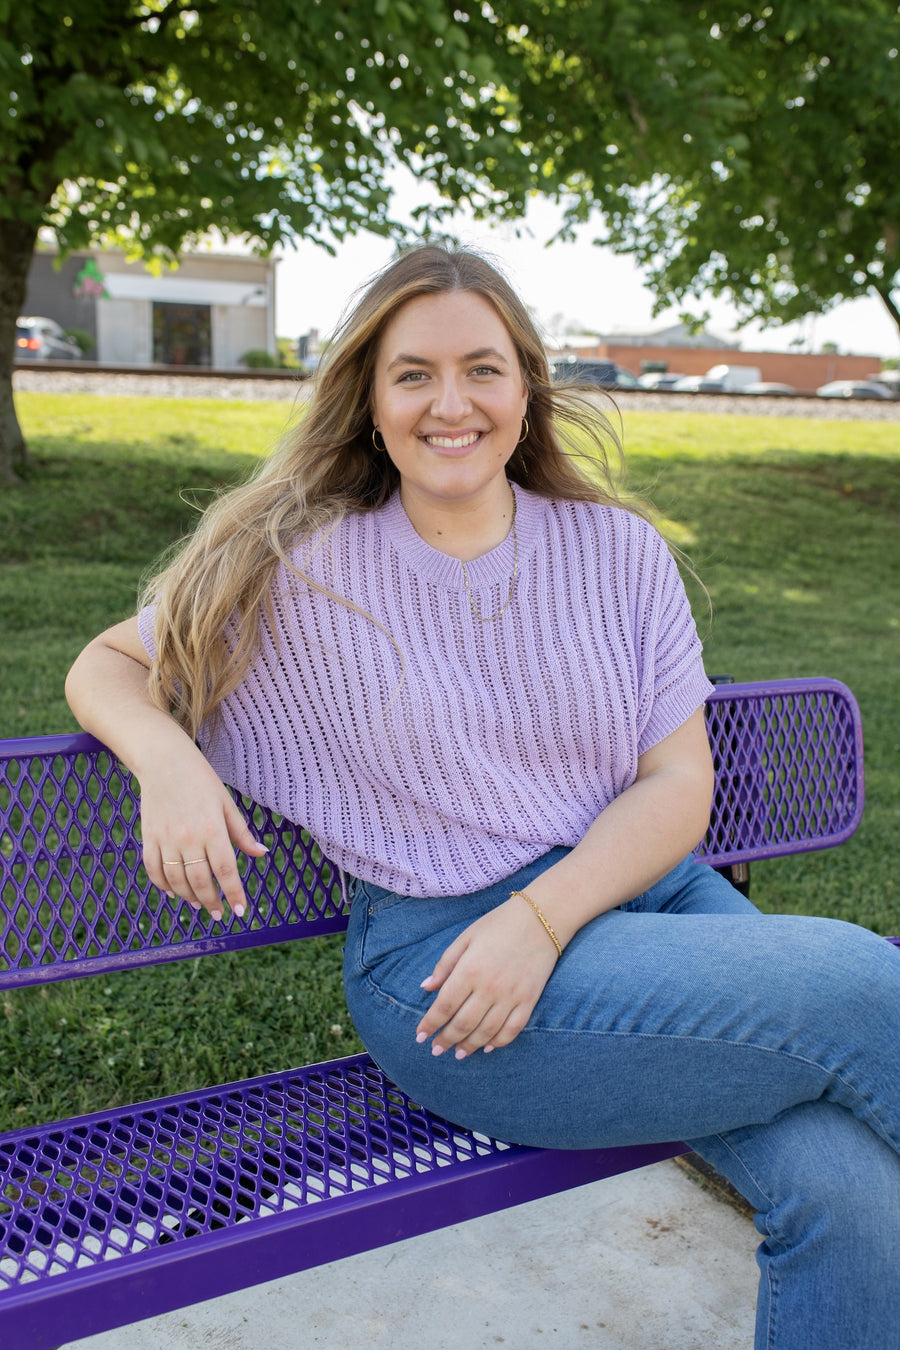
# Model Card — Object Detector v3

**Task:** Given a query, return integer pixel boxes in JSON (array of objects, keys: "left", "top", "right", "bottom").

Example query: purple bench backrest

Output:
[{"left": 0, "top": 678, "right": 863, "bottom": 991}]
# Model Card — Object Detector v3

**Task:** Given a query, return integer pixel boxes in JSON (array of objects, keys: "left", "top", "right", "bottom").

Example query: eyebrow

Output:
[{"left": 386, "top": 347, "right": 511, "bottom": 371}]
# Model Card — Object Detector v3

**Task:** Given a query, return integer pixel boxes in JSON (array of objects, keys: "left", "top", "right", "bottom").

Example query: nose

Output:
[{"left": 431, "top": 373, "right": 471, "bottom": 420}]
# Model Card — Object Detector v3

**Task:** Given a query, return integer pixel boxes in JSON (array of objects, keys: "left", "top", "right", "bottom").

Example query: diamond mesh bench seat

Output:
[
  {"left": 0, "top": 1056, "right": 681, "bottom": 1349},
  {"left": 0, "top": 678, "right": 868, "bottom": 1349}
]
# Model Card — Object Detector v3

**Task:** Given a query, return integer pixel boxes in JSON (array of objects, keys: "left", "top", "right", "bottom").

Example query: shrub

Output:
[
  {"left": 65, "top": 328, "right": 95, "bottom": 357},
  {"left": 241, "top": 348, "right": 280, "bottom": 369},
  {"left": 276, "top": 337, "right": 303, "bottom": 369}
]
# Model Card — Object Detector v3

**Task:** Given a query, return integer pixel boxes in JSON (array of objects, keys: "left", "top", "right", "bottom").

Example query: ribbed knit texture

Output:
[{"left": 139, "top": 485, "right": 712, "bottom": 897}]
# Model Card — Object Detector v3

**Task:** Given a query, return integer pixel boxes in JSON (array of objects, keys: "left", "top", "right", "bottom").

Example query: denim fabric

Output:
[{"left": 343, "top": 851, "right": 900, "bottom": 1350}]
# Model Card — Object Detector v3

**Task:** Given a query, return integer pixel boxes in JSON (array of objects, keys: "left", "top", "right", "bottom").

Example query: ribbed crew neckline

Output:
[{"left": 378, "top": 482, "right": 548, "bottom": 591}]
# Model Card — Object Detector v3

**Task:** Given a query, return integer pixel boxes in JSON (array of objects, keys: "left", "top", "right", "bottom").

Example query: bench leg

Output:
[{"left": 715, "top": 862, "right": 751, "bottom": 898}]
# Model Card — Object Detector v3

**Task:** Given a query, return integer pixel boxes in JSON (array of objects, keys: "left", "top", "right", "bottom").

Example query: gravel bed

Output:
[
  {"left": 13, "top": 366, "right": 900, "bottom": 420},
  {"left": 612, "top": 391, "right": 900, "bottom": 420},
  {"left": 13, "top": 367, "right": 312, "bottom": 403}
]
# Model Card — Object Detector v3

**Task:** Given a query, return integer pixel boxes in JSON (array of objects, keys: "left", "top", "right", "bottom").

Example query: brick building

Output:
[{"left": 549, "top": 324, "right": 884, "bottom": 394}]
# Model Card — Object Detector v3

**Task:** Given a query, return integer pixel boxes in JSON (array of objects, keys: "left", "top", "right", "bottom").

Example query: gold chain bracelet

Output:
[{"left": 510, "top": 889, "right": 563, "bottom": 959}]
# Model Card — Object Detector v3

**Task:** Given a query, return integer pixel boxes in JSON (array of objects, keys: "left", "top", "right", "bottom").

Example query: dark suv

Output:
[{"left": 550, "top": 358, "right": 637, "bottom": 389}]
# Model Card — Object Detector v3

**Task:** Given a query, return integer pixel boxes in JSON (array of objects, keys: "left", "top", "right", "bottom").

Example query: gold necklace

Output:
[{"left": 460, "top": 494, "right": 519, "bottom": 624}]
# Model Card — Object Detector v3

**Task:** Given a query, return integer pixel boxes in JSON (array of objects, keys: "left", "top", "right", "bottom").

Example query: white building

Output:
[{"left": 22, "top": 246, "right": 278, "bottom": 369}]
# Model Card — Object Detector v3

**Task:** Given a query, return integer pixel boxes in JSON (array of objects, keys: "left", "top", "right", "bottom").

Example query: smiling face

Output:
[{"left": 371, "top": 289, "right": 529, "bottom": 529}]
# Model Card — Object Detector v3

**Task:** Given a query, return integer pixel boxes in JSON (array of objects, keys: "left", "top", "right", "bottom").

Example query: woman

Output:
[{"left": 67, "top": 244, "right": 900, "bottom": 1350}]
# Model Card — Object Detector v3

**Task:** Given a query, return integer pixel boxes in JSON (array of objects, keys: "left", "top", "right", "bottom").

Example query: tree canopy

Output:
[
  {"left": 495, "top": 1, "right": 900, "bottom": 334},
  {"left": 0, "top": 0, "right": 531, "bottom": 480},
  {"left": 3, "top": 1, "right": 899, "bottom": 482}
]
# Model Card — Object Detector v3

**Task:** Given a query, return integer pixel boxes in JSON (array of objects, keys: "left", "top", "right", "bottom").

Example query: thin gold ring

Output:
[{"left": 164, "top": 858, "right": 207, "bottom": 866}]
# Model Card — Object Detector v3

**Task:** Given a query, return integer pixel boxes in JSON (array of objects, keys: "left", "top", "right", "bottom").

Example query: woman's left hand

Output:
[{"left": 415, "top": 896, "right": 560, "bottom": 1059}]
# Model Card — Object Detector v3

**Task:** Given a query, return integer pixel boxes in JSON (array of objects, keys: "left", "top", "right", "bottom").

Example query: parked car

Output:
[
  {"left": 743, "top": 382, "right": 797, "bottom": 396},
  {"left": 636, "top": 372, "right": 687, "bottom": 390},
  {"left": 670, "top": 374, "right": 726, "bottom": 393},
  {"left": 816, "top": 380, "right": 894, "bottom": 400},
  {"left": 704, "top": 363, "right": 762, "bottom": 391},
  {"left": 15, "top": 316, "right": 83, "bottom": 361},
  {"left": 550, "top": 358, "right": 637, "bottom": 389}
]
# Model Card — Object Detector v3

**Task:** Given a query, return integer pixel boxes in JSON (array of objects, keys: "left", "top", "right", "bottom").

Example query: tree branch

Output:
[{"left": 872, "top": 280, "right": 900, "bottom": 335}]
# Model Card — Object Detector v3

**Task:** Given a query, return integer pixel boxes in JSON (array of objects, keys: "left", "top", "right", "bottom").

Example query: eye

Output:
[
  {"left": 470, "top": 364, "right": 501, "bottom": 377},
  {"left": 397, "top": 369, "right": 428, "bottom": 383}
]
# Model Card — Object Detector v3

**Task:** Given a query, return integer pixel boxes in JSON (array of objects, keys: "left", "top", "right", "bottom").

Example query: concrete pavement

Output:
[{"left": 62, "top": 1158, "right": 759, "bottom": 1350}]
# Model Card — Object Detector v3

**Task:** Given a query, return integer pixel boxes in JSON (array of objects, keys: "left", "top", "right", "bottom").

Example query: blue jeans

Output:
[{"left": 343, "top": 851, "right": 900, "bottom": 1350}]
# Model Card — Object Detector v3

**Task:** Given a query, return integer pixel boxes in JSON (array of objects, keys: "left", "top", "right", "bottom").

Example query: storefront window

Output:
[{"left": 152, "top": 302, "right": 212, "bottom": 366}]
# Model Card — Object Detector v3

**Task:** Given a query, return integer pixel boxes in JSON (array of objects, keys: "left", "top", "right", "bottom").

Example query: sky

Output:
[{"left": 273, "top": 193, "right": 900, "bottom": 362}]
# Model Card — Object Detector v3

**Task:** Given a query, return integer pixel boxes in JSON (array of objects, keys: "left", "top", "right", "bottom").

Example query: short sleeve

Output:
[
  {"left": 635, "top": 532, "right": 713, "bottom": 756},
  {"left": 136, "top": 603, "right": 157, "bottom": 661}
]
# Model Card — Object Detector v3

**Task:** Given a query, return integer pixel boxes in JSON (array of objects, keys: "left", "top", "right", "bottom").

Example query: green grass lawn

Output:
[{"left": 1, "top": 392, "right": 898, "bottom": 1130}]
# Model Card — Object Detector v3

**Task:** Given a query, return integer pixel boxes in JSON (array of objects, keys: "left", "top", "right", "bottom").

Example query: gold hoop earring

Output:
[
  {"left": 517, "top": 417, "right": 529, "bottom": 445},
  {"left": 372, "top": 427, "right": 386, "bottom": 452}
]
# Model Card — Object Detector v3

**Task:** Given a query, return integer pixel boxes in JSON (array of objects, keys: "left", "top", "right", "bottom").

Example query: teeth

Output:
[{"left": 425, "top": 432, "right": 480, "bottom": 448}]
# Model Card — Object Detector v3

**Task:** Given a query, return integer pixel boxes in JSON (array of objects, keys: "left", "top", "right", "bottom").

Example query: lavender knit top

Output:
[{"left": 139, "top": 484, "right": 712, "bottom": 897}]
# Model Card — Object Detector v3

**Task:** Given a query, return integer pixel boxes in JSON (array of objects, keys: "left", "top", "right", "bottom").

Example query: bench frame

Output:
[{"left": 0, "top": 678, "right": 870, "bottom": 1348}]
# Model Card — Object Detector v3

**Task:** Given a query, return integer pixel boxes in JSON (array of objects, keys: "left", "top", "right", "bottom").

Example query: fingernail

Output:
[
  {"left": 233, "top": 904, "right": 245, "bottom": 918},
  {"left": 483, "top": 1045, "right": 495, "bottom": 1054},
  {"left": 415, "top": 1032, "right": 428, "bottom": 1044},
  {"left": 211, "top": 909, "right": 223, "bottom": 922},
  {"left": 454, "top": 1048, "right": 467, "bottom": 1061},
  {"left": 431, "top": 1044, "right": 445, "bottom": 1057}
]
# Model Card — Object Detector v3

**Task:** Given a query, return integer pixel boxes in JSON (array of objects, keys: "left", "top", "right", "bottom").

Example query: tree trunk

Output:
[
  {"left": 874, "top": 281, "right": 900, "bottom": 341},
  {"left": 0, "top": 218, "right": 40, "bottom": 486}
]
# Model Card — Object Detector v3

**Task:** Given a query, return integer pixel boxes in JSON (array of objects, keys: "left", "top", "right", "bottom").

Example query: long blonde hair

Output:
[{"left": 143, "top": 243, "right": 644, "bottom": 736}]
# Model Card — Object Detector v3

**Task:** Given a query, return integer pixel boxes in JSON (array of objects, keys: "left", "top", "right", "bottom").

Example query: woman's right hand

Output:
[
  {"left": 66, "top": 616, "right": 267, "bottom": 922},
  {"left": 137, "top": 750, "right": 269, "bottom": 921}
]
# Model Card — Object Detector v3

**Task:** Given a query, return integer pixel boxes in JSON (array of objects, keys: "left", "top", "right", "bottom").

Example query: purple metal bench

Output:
[{"left": 0, "top": 678, "right": 870, "bottom": 1348}]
